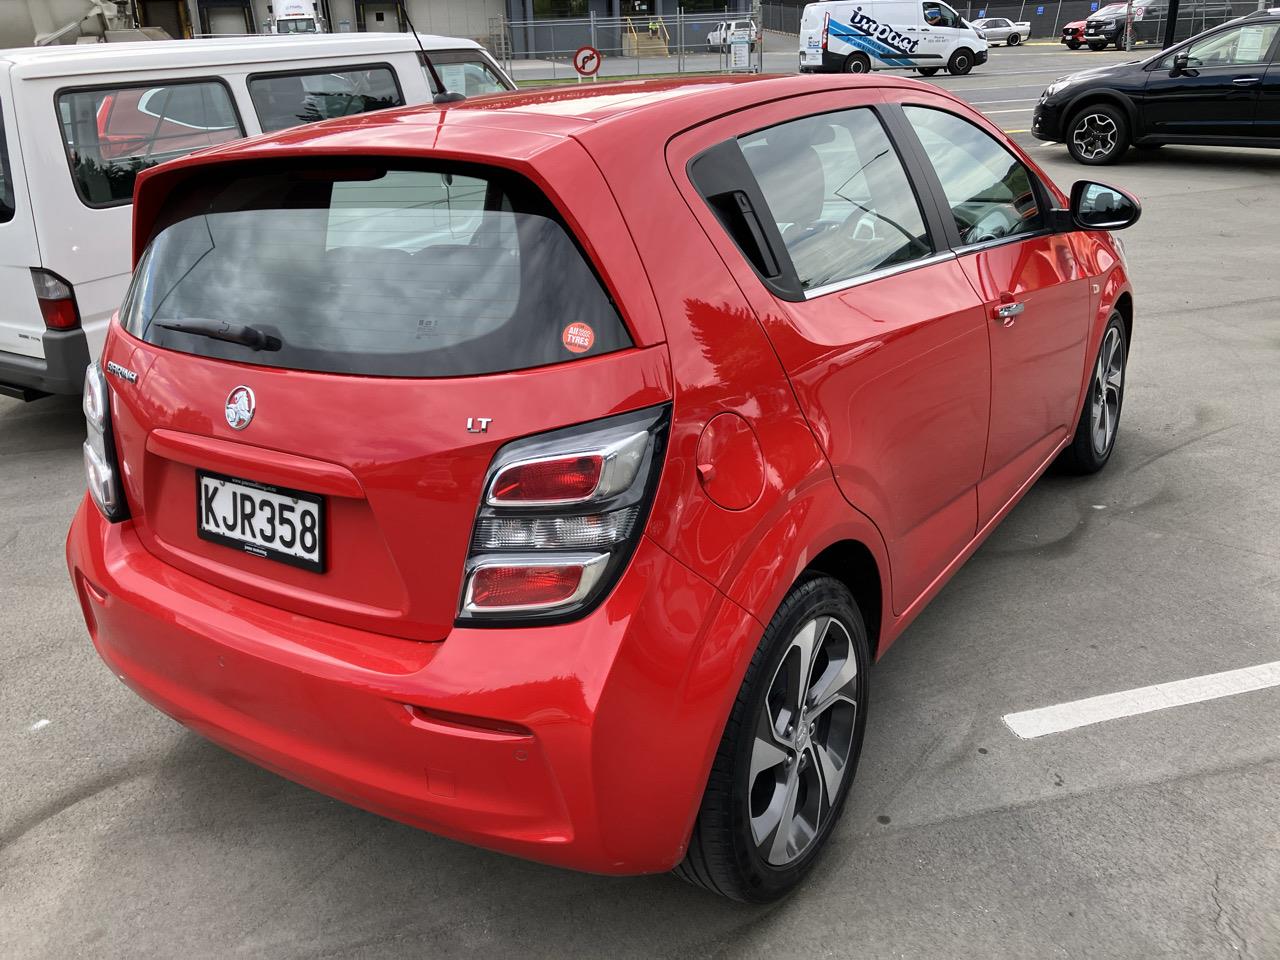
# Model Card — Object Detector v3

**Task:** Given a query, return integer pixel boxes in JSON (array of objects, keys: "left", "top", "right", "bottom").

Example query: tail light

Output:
[
  {"left": 821, "top": 13, "right": 829, "bottom": 50},
  {"left": 460, "top": 405, "right": 669, "bottom": 624},
  {"left": 83, "top": 362, "right": 129, "bottom": 522},
  {"left": 31, "top": 269, "right": 81, "bottom": 331}
]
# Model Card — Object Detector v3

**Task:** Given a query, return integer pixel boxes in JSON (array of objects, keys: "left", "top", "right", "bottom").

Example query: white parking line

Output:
[
  {"left": 969, "top": 98, "right": 1040, "bottom": 105},
  {"left": 983, "top": 107, "right": 1036, "bottom": 115},
  {"left": 1004, "top": 660, "right": 1280, "bottom": 739}
]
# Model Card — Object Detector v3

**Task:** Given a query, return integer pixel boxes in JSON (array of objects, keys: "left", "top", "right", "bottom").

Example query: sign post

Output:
[{"left": 573, "top": 44, "right": 602, "bottom": 83}]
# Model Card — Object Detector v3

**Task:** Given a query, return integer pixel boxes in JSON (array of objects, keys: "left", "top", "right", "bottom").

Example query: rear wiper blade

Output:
[{"left": 156, "top": 319, "right": 282, "bottom": 352}]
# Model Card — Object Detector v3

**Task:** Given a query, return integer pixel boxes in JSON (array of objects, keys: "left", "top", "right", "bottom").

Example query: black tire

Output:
[
  {"left": 1088, "top": 40, "right": 1108, "bottom": 50},
  {"left": 1059, "top": 313, "right": 1127, "bottom": 474},
  {"left": 674, "top": 575, "right": 871, "bottom": 903},
  {"left": 1007, "top": 33, "right": 1021, "bottom": 45},
  {"left": 843, "top": 52, "right": 871, "bottom": 73},
  {"left": 916, "top": 66, "right": 941, "bottom": 76},
  {"left": 947, "top": 47, "right": 975, "bottom": 75},
  {"left": 1065, "top": 102, "right": 1130, "bottom": 165},
  {"left": 1067, "top": 41, "right": 1082, "bottom": 49}
]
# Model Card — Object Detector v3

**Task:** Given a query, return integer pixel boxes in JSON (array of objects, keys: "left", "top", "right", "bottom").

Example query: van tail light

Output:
[
  {"left": 31, "top": 269, "right": 81, "bottom": 331},
  {"left": 460, "top": 405, "right": 670, "bottom": 624},
  {"left": 821, "top": 13, "right": 830, "bottom": 50},
  {"left": 82, "top": 361, "right": 129, "bottom": 522}
]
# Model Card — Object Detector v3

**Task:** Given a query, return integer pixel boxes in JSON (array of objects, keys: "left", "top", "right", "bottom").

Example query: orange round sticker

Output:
[{"left": 562, "top": 322, "right": 595, "bottom": 354}]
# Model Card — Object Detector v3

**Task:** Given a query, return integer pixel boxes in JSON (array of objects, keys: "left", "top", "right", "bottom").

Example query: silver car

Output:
[{"left": 971, "top": 17, "right": 1032, "bottom": 44}]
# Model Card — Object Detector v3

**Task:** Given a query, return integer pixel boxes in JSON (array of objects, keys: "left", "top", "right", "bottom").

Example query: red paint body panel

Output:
[
  {"left": 69, "top": 501, "right": 760, "bottom": 873},
  {"left": 69, "top": 75, "right": 1134, "bottom": 874}
]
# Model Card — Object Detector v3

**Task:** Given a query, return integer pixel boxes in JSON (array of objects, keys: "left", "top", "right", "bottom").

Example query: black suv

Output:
[
  {"left": 1083, "top": 0, "right": 1236, "bottom": 50},
  {"left": 1034, "top": 9, "right": 1280, "bottom": 163}
]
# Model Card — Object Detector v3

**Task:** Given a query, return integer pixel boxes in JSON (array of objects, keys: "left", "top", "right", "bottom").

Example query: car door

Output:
[
  {"left": 675, "top": 93, "right": 991, "bottom": 615},
  {"left": 900, "top": 100, "right": 1090, "bottom": 527},
  {"left": 1143, "top": 20, "right": 1280, "bottom": 139},
  {"left": 1252, "top": 22, "right": 1280, "bottom": 134},
  {"left": 917, "top": 1, "right": 965, "bottom": 61}
]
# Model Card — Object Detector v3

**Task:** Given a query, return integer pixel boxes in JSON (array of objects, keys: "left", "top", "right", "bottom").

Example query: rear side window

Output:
[
  {"left": 57, "top": 81, "right": 244, "bottom": 207},
  {"left": 904, "top": 106, "right": 1045, "bottom": 246},
  {"left": 247, "top": 66, "right": 403, "bottom": 133},
  {"left": 0, "top": 102, "right": 13, "bottom": 223},
  {"left": 121, "top": 162, "right": 631, "bottom": 378},
  {"left": 739, "top": 108, "right": 933, "bottom": 292}
]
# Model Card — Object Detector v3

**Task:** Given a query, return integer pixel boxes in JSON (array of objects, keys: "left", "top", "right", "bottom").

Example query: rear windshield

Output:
[
  {"left": 0, "top": 102, "right": 13, "bottom": 223},
  {"left": 120, "top": 162, "right": 632, "bottom": 378}
]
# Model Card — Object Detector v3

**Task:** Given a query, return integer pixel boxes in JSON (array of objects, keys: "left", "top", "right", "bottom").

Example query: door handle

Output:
[
  {"left": 994, "top": 300, "right": 1025, "bottom": 325},
  {"left": 1232, "top": 76, "right": 1261, "bottom": 85}
]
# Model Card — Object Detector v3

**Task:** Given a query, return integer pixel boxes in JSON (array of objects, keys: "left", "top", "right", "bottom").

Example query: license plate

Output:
[{"left": 196, "top": 470, "right": 325, "bottom": 572}]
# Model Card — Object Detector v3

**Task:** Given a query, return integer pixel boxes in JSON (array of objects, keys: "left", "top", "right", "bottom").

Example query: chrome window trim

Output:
[
  {"left": 952, "top": 226, "right": 1053, "bottom": 256},
  {"left": 803, "top": 250, "right": 958, "bottom": 300}
]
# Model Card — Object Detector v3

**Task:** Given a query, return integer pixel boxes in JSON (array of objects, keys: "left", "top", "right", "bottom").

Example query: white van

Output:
[
  {"left": 0, "top": 33, "right": 513, "bottom": 400},
  {"left": 799, "top": 1, "right": 988, "bottom": 76}
]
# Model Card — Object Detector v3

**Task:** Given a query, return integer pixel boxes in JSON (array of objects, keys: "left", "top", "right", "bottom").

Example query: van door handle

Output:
[{"left": 1232, "top": 76, "right": 1260, "bottom": 85}]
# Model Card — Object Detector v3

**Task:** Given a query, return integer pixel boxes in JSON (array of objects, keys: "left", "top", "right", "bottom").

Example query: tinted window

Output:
[
  {"left": 121, "top": 163, "right": 631, "bottom": 378},
  {"left": 57, "top": 81, "right": 243, "bottom": 207},
  {"left": 0, "top": 102, "right": 13, "bottom": 223},
  {"left": 905, "top": 106, "right": 1045, "bottom": 246},
  {"left": 1160, "top": 22, "right": 1280, "bottom": 68},
  {"left": 739, "top": 108, "right": 932, "bottom": 292},
  {"left": 248, "top": 66, "right": 403, "bottom": 133}
]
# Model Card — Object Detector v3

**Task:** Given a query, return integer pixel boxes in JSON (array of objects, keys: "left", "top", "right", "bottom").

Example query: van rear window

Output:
[
  {"left": 120, "top": 162, "right": 632, "bottom": 378},
  {"left": 0, "top": 102, "right": 13, "bottom": 223},
  {"left": 57, "top": 81, "right": 244, "bottom": 207}
]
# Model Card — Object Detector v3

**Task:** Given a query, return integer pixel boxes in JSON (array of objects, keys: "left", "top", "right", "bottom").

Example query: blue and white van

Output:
[{"left": 799, "top": 1, "right": 989, "bottom": 75}]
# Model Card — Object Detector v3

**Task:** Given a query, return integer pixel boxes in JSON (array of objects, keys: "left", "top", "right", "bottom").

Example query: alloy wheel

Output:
[
  {"left": 748, "top": 616, "right": 859, "bottom": 867},
  {"left": 1072, "top": 112, "right": 1119, "bottom": 161},
  {"left": 1090, "top": 326, "right": 1124, "bottom": 456}
]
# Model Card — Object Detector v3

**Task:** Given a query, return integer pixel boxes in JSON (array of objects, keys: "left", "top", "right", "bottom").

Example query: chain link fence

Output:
[{"left": 489, "top": 7, "right": 767, "bottom": 83}]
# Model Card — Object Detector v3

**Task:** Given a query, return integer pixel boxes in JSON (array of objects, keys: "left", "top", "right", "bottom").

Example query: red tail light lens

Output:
[
  {"left": 490, "top": 454, "right": 603, "bottom": 505},
  {"left": 466, "top": 560, "right": 602, "bottom": 611},
  {"left": 31, "top": 269, "right": 81, "bottom": 330}
]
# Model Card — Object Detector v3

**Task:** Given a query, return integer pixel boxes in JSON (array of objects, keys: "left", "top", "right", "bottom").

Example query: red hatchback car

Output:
[{"left": 68, "top": 75, "right": 1139, "bottom": 902}]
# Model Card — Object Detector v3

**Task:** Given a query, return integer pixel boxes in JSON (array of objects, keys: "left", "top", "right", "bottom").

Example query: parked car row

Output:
[
  {"left": 1064, "top": 0, "right": 1239, "bottom": 50},
  {"left": 0, "top": 33, "right": 513, "bottom": 402}
]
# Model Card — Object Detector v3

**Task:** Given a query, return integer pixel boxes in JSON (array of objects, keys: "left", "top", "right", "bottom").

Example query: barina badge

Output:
[{"left": 225, "top": 386, "right": 255, "bottom": 430}]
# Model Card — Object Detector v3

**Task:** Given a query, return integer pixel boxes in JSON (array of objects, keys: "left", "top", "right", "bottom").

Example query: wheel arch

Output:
[
  {"left": 804, "top": 540, "right": 884, "bottom": 658},
  {"left": 1063, "top": 90, "right": 1140, "bottom": 137},
  {"left": 1114, "top": 290, "right": 1133, "bottom": 347}
]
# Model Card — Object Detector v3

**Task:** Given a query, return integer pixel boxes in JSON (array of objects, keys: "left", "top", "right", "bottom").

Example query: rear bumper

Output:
[
  {"left": 67, "top": 497, "right": 762, "bottom": 875},
  {"left": 0, "top": 328, "right": 90, "bottom": 399}
]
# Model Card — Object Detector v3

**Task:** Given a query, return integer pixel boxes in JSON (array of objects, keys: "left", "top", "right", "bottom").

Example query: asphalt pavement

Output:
[{"left": 3, "top": 42, "right": 1279, "bottom": 960}]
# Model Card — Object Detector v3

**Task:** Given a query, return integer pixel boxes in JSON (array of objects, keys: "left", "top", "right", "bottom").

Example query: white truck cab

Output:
[
  {"left": 272, "top": 0, "right": 322, "bottom": 34},
  {"left": 799, "top": 0, "right": 989, "bottom": 75},
  {"left": 0, "top": 33, "right": 513, "bottom": 401}
]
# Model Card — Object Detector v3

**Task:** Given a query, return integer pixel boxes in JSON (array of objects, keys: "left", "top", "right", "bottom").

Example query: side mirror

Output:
[
  {"left": 1070, "top": 180, "right": 1142, "bottom": 231},
  {"left": 1171, "top": 51, "right": 1191, "bottom": 76}
]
